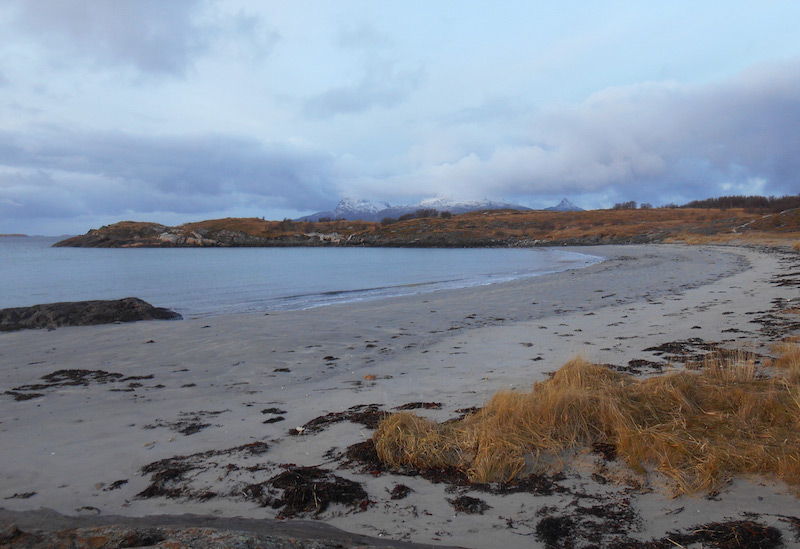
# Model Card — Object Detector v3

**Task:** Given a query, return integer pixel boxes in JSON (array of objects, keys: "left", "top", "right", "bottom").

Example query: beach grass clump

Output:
[
  {"left": 374, "top": 348, "right": 800, "bottom": 494},
  {"left": 773, "top": 336, "right": 800, "bottom": 384}
]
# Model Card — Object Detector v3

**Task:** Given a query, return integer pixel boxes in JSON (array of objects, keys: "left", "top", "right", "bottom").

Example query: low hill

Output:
[{"left": 53, "top": 207, "right": 800, "bottom": 248}]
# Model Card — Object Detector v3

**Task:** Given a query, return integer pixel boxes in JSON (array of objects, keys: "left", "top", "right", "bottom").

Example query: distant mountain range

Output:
[{"left": 297, "top": 197, "right": 582, "bottom": 222}]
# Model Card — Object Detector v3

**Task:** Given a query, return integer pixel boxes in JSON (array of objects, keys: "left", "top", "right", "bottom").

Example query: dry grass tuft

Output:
[
  {"left": 772, "top": 336, "right": 800, "bottom": 385},
  {"left": 374, "top": 349, "right": 800, "bottom": 494}
]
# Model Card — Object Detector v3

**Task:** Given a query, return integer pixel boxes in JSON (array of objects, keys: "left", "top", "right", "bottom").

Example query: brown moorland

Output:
[{"left": 53, "top": 206, "right": 800, "bottom": 247}]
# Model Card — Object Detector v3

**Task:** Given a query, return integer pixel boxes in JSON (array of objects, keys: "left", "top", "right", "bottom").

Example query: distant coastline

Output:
[
  {"left": 0, "top": 234, "right": 28, "bottom": 237},
  {"left": 51, "top": 206, "right": 800, "bottom": 249}
]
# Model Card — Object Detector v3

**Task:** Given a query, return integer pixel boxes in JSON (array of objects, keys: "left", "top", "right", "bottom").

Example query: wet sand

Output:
[{"left": 1, "top": 244, "right": 799, "bottom": 547}]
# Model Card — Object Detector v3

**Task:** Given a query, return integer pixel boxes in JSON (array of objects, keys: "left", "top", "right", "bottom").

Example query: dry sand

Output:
[{"left": 1, "top": 244, "right": 799, "bottom": 547}]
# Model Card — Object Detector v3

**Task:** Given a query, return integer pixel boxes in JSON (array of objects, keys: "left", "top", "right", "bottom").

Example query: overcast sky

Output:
[{"left": 1, "top": 1, "right": 799, "bottom": 235}]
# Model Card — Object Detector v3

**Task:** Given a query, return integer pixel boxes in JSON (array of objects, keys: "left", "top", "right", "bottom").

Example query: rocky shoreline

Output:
[
  {"left": 52, "top": 207, "right": 781, "bottom": 249},
  {"left": 53, "top": 222, "right": 667, "bottom": 248},
  {"left": 0, "top": 298, "right": 181, "bottom": 332},
  {"left": 0, "top": 508, "right": 451, "bottom": 549},
  {"left": 49, "top": 207, "right": 800, "bottom": 249}
]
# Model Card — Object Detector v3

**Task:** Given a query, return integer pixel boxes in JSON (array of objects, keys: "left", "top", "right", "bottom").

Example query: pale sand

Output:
[{"left": 1, "top": 244, "right": 799, "bottom": 547}]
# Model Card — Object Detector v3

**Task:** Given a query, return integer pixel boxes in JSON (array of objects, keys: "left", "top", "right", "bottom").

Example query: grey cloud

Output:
[
  {"left": 336, "top": 22, "right": 392, "bottom": 50},
  {"left": 304, "top": 20, "right": 423, "bottom": 119},
  {"left": 304, "top": 60, "right": 425, "bottom": 118},
  {"left": 5, "top": 0, "right": 276, "bottom": 76},
  {"left": 420, "top": 59, "right": 800, "bottom": 205},
  {"left": 225, "top": 10, "right": 280, "bottom": 62},
  {"left": 0, "top": 171, "right": 86, "bottom": 219},
  {"left": 0, "top": 129, "right": 340, "bottom": 224},
  {"left": 442, "top": 96, "right": 527, "bottom": 126}
]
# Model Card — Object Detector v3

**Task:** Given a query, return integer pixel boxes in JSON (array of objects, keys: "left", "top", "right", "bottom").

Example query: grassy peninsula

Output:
[{"left": 54, "top": 204, "right": 800, "bottom": 248}]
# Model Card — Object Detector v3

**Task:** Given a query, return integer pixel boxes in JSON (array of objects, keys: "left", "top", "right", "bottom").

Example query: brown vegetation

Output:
[
  {"left": 748, "top": 208, "right": 800, "bottom": 232},
  {"left": 55, "top": 202, "right": 800, "bottom": 248},
  {"left": 347, "top": 207, "right": 776, "bottom": 245},
  {"left": 182, "top": 217, "right": 375, "bottom": 238},
  {"left": 374, "top": 343, "right": 800, "bottom": 495}
]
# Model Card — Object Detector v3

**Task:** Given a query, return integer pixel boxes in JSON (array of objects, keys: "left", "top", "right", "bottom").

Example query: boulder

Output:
[{"left": 0, "top": 297, "right": 182, "bottom": 332}]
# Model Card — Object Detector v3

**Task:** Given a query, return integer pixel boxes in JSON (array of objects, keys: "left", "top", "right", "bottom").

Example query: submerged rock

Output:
[{"left": 0, "top": 297, "right": 181, "bottom": 332}]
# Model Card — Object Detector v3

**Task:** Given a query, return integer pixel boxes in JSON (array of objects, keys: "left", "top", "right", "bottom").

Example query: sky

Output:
[{"left": 1, "top": 1, "right": 799, "bottom": 235}]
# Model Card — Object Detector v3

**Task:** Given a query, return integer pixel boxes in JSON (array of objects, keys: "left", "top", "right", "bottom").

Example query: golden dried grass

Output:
[
  {"left": 182, "top": 217, "right": 376, "bottom": 238},
  {"left": 773, "top": 337, "right": 800, "bottom": 385},
  {"left": 749, "top": 208, "right": 800, "bottom": 232},
  {"left": 371, "top": 208, "right": 760, "bottom": 242},
  {"left": 84, "top": 207, "right": 799, "bottom": 247},
  {"left": 374, "top": 347, "right": 800, "bottom": 494}
]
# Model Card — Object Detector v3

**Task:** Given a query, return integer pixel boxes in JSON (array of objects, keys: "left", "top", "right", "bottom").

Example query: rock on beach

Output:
[{"left": 0, "top": 297, "right": 182, "bottom": 332}]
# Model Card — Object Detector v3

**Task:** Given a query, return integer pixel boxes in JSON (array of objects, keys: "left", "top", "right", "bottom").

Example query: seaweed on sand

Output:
[
  {"left": 136, "top": 441, "right": 269, "bottom": 500},
  {"left": 608, "top": 519, "right": 783, "bottom": 549},
  {"left": 288, "top": 404, "right": 385, "bottom": 436},
  {"left": 244, "top": 466, "right": 370, "bottom": 518},
  {"left": 448, "top": 495, "right": 491, "bottom": 515}
]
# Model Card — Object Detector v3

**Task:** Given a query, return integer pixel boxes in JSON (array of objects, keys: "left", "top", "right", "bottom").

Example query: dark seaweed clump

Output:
[{"left": 244, "top": 466, "right": 370, "bottom": 518}]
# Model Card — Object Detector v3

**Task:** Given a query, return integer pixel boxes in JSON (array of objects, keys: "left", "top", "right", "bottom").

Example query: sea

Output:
[{"left": 1, "top": 236, "right": 604, "bottom": 317}]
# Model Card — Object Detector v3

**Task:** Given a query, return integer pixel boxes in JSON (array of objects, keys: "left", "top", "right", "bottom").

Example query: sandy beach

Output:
[{"left": 2, "top": 244, "right": 799, "bottom": 548}]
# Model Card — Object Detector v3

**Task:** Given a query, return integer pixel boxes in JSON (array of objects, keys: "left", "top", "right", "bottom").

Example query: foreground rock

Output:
[
  {"left": 0, "top": 508, "right": 448, "bottom": 549},
  {"left": 0, "top": 298, "right": 181, "bottom": 332}
]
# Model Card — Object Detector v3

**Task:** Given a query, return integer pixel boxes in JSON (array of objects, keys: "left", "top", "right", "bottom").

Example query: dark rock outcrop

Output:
[
  {"left": 53, "top": 222, "right": 171, "bottom": 248},
  {"left": 0, "top": 298, "right": 181, "bottom": 332},
  {"left": 0, "top": 507, "right": 446, "bottom": 549}
]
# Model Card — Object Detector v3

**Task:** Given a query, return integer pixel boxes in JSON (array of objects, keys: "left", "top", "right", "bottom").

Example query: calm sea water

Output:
[{"left": 1, "top": 236, "right": 603, "bottom": 317}]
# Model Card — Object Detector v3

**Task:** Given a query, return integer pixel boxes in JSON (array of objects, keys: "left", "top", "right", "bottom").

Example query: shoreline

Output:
[
  {"left": 178, "top": 247, "right": 607, "bottom": 318},
  {"left": 2, "top": 244, "right": 799, "bottom": 547},
  {"left": 2, "top": 241, "right": 604, "bottom": 316}
]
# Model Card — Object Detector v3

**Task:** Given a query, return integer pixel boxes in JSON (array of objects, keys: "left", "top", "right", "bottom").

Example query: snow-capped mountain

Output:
[
  {"left": 296, "top": 198, "right": 391, "bottom": 222},
  {"left": 338, "top": 198, "right": 390, "bottom": 214},
  {"left": 545, "top": 198, "right": 583, "bottom": 212},
  {"left": 415, "top": 196, "right": 533, "bottom": 214},
  {"left": 297, "top": 196, "right": 531, "bottom": 222}
]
